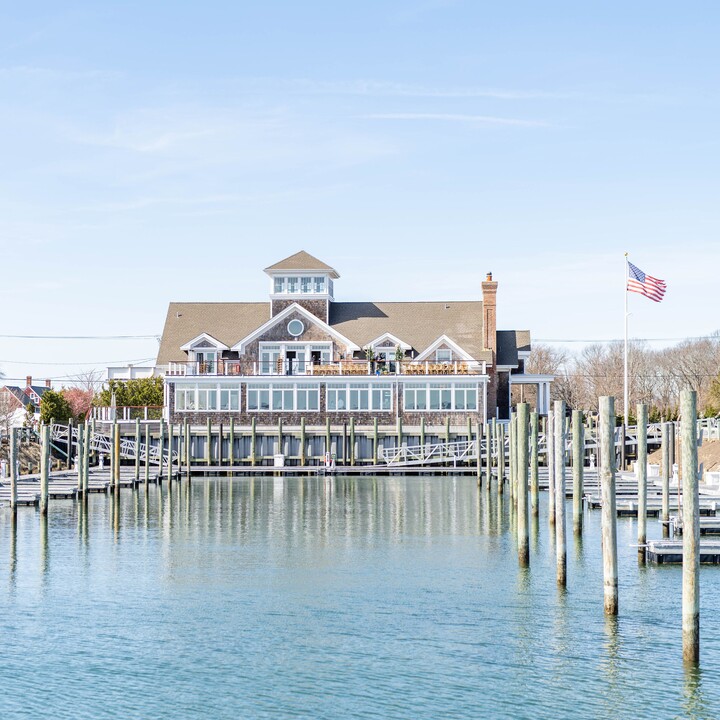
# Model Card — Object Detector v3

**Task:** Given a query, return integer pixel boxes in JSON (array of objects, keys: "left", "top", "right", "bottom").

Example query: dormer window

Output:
[
  {"left": 436, "top": 349, "right": 453, "bottom": 363},
  {"left": 274, "top": 277, "right": 284, "bottom": 293},
  {"left": 313, "top": 276, "right": 325, "bottom": 293},
  {"left": 270, "top": 274, "right": 331, "bottom": 296},
  {"left": 287, "top": 277, "right": 299, "bottom": 293}
]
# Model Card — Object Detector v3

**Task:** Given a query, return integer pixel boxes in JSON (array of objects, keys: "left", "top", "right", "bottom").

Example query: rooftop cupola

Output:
[{"left": 264, "top": 250, "right": 339, "bottom": 323}]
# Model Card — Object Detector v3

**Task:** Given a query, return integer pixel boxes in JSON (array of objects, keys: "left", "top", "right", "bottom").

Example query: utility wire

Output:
[{"left": 0, "top": 334, "right": 159, "bottom": 340}]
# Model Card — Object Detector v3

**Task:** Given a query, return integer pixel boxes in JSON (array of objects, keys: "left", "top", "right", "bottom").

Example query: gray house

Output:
[{"left": 156, "top": 251, "right": 550, "bottom": 426}]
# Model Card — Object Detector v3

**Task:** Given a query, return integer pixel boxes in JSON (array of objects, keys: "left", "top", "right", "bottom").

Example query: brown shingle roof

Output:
[
  {"left": 330, "top": 302, "right": 492, "bottom": 361},
  {"left": 264, "top": 251, "right": 339, "bottom": 278},
  {"left": 156, "top": 303, "right": 270, "bottom": 365},
  {"left": 156, "top": 300, "right": 500, "bottom": 364}
]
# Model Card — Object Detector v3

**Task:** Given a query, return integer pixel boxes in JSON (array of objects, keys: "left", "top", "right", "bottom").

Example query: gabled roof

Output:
[
  {"left": 180, "top": 333, "right": 230, "bottom": 352},
  {"left": 414, "top": 335, "right": 475, "bottom": 363},
  {"left": 3, "top": 386, "right": 31, "bottom": 407},
  {"left": 232, "top": 302, "right": 360, "bottom": 354},
  {"left": 28, "top": 385, "right": 51, "bottom": 399},
  {"left": 264, "top": 251, "right": 340, "bottom": 279},
  {"left": 366, "top": 332, "right": 411, "bottom": 350}
]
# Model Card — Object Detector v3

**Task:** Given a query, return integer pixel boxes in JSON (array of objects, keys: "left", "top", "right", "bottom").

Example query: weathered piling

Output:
[
  {"left": 300, "top": 417, "right": 306, "bottom": 466},
  {"left": 325, "top": 418, "right": 331, "bottom": 462},
  {"left": 572, "top": 409, "right": 584, "bottom": 534},
  {"left": 40, "top": 424, "right": 50, "bottom": 515},
  {"left": 508, "top": 412, "right": 516, "bottom": 503},
  {"left": 497, "top": 423, "right": 505, "bottom": 493},
  {"left": 67, "top": 418, "right": 74, "bottom": 470},
  {"left": 251, "top": 417, "right": 257, "bottom": 466},
  {"left": 554, "top": 400, "right": 567, "bottom": 587},
  {"left": 76, "top": 423, "right": 84, "bottom": 494},
  {"left": 218, "top": 422, "right": 223, "bottom": 467},
  {"left": 82, "top": 421, "right": 90, "bottom": 495},
  {"left": 158, "top": 421, "right": 165, "bottom": 479},
  {"left": 484, "top": 422, "right": 491, "bottom": 487},
  {"left": 113, "top": 421, "right": 121, "bottom": 489},
  {"left": 134, "top": 418, "right": 140, "bottom": 481},
  {"left": 517, "top": 403, "right": 529, "bottom": 566},
  {"left": 144, "top": 423, "right": 151, "bottom": 485},
  {"left": 10, "top": 427, "right": 18, "bottom": 512},
  {"left": 476, "top": 422, "right": 482, "bottom": 485},
  {"left": 637, "top": 404, "right": 648, "bottom": 558},
  {"left": 681, "top": 390, "right": 699, "bottom": 663},
  {"left": 373, "top": 417, "right": 379, "bottom": 464},
  {"left": 206, "top": 418, "right": 212, "bottom": 466},
  {"left": 349, "top": 417, "right": 355, "bottom": 466},
  {"left": 530, "top": 411, "right": 539, "bottom": 516},
  {"left": 661, "top": 422, "right": 671, "bottom": 533},
  {"left": 184, "top": 420, "right": 191, "bottom": 480},
  {"left": 547, "top": 410, "right": 555, "bottom": 526},
  {"left": 229, "top": 418, "right": 235, "bottom": 466},
  {"left": 599, "top": 396, "right": 618, "bottom": 615}
]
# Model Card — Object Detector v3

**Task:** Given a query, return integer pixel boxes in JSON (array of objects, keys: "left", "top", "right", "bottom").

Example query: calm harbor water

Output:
[{"left": 0, "top": 476, "right": 719, "bottom": 720}]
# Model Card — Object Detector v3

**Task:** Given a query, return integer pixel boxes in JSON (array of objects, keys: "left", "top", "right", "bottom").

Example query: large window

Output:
[
  {"left": 247, "top": 383, "right": 320, "bottom": 412},
  {"left": 174, "top": 383, "right": 240, "bottom": 412},
  {"left": 404, "top": 382, "right": 478, "bottom": 412},
  {"left": 327, "top": 383, "right": 392, "bottom": 412}
]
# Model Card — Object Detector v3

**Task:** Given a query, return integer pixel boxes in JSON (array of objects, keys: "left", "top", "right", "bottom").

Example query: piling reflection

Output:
[
  {"left": 600, "top": 616, "right": 626, "bottom": 718},
  {"left": 39, "top": 514, "right": 49, "bottom": 583},
  {"left": 682, "top": 665, "right": 708, "bottom": 719},
  {"left": 9, "top": 514, "right": 17, "bottom": 592}
]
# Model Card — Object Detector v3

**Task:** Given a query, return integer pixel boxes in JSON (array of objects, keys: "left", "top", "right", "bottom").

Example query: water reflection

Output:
[
  {"left": 681, "top": 665, "right": 709, "bottom": 719},
  {"left": 600, "top": 616, "right": 626, "bottom": 719},
  {"left": 8, "top": 514, "right": 17, "bottom": 592}
]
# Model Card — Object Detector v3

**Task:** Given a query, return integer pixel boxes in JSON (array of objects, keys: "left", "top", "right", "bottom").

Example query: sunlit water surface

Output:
[{"left": 0, "top": 476, "right": 719, "bottom": 719}]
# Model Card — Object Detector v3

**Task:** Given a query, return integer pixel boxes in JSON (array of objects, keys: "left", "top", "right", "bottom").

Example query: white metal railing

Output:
[
  {"left": 50, "top": 424, "right": 178, "bottom": 465},
  {"left": 163, "top": 359, "right": 483, "bottom": 378}
]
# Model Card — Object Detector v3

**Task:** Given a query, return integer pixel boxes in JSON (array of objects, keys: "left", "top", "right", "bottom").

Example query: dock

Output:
[{"left": 646, "top": 539, "right": 720, "bottom": 564}]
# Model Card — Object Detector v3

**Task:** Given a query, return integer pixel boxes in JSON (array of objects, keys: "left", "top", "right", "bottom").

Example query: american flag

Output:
[{"left": 627, "top": 261, "right": 666, "bottom": 302}]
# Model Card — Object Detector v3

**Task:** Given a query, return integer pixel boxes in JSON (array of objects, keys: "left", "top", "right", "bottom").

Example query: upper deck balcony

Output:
[{"left": 163, "top": 359, "right": 485, "bottom": 378}]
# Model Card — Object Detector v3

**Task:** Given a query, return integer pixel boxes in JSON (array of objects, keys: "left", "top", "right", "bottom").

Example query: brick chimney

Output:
[
  {"left": 481, "top": 272, "right": 498, "bottom": 356},
  {"left": 26, "top": 375, "right": 32, "bottom": 389},
  {"left": 45, "top": 379, "right": 52, "bottom": 388}
]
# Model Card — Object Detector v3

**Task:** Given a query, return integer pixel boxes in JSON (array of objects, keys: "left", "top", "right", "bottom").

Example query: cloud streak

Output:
[{"left": 361, "top": 112, "right": 548, "bottom": 127}]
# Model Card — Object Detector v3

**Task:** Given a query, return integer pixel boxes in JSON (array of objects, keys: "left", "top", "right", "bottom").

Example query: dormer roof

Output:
[{"left": 264, "top": 251, "right": 340, "bottom": 279}]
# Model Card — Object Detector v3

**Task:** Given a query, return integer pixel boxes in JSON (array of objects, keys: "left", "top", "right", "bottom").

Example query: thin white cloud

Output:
[{"left": 361, "top": 112, "right": 548, "bottom": 127}]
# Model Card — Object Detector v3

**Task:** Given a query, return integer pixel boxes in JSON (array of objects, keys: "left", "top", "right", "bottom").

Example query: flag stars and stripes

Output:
[{"left": 627, "top": 261, "right": 666, "bottom": 303}]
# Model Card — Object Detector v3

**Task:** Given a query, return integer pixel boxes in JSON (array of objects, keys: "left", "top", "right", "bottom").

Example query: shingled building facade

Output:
[{"left": 156, "top": 252, "right": 547, "bottom": 426}]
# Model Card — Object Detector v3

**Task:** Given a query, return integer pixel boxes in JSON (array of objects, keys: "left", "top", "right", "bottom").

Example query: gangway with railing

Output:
[{"left": 50, "top": 424, "right": 178, "bottom": 466}]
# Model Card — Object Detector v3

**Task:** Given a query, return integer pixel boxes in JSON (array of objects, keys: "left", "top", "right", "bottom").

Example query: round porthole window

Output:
[{"left": 287, "top": 319, "right": 305, "bottom": 337}]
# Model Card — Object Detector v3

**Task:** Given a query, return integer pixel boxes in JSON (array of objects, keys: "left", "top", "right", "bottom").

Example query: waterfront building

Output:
[{"left": 155, "top": 251, "right": 550, "bottom": 426}]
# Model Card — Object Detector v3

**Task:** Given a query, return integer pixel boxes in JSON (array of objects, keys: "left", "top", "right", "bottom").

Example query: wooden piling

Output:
[
  {"left": 300, "top": 417, "right": 306, "bottom": 466},
  {"left": 498, "top": 423, "right": 505, "bottom": 493},
  {"left": 144, "top": 423, "right": 150, "bottom": 486},
  {"left": 349, "top": 417, "right": 355, "bottom": 466},
  {"left": 547, "top": 410, "right": 555, "bottom": 526},
  {"left": 278, "top": 418, "right": 284, "bottom": 459},
  {"left": 184, "top": 420, "right": 191, "bottom": 479},
  {"left": 637, "top": 404, "right": 648, "bottom": 556},
  {"left": 229, "top": 418, "right": 235, "bottom": 467},
  {"left": 218, "top": 422, "right": 223, "bottom": 467},
  {"left": 114, "top": 421, "right": 121, "bottom": 489},
  {"left": 82, "top": 421, "right": 90, "bottom": 495},
  {"left": 599, "top": 396, "right": 618, "bottom": 615},
  {"left": 134, "top": 418, "right": 140, "bottom": 481},
  {"left": 420, "top": 416, "right": 426, "bottom": 448},
  {"left": 530, "top": 411, "right": 539, "bottom": 516},
  {"left": 661, "top": 422, "right": 671, "bottom": 529},
  {"left": 397, "top": 417, "right": 403, "bottom": 451},
  {"left": 67, "top": 418, "right": 74, "bottom": 470},
  {"left": 206, "top": 418, "right": 212, "bottom": 466},
  {"left": 40, "top": 424, "right": 50, "bottom": 515},
  {"left": 517, "top": 403, "right": 529, "bottom": 566},
  {"left": 325, "top": 418, "right": 331, "bottom": 462},
  {"left": 484, "top": 422, "right": 491, "bottom": 487},
  {"left": 76, "top": 423, "right": 84, "bottom": 494},
  {"left": 572, "top": 409, "right": 584, "bottom": 534},
  {"left": 158, "top": 421, "right": 165, "bottom": 480},
  {"left": 373, "top": 417, "right": 379, "bottom": 464},
  {"left": 251, "top": 417, "right": 257, "bottom": 466},
  {"left": 10, "top": 427, "right": 18, "bottom": 512},
  {"left": 554, "top": 401, "right": 567, "bottom": 587},
  {"left": 445, "top": 416, "right": 451, "bottom": 446},
  {"left": 681, "top": 390, "right": 699, "bottom": 663}
]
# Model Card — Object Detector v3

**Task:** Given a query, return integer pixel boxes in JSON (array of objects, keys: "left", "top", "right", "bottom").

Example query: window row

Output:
[
  {"left": 175, "top": 384, "right": 240, "bottom": 411},
  {"left": 273, "top": 276, "right": 327, "bottom": 294},
  {"left": 403, "top": 383, "right": 477, "bottom": 411},
  {"left": 174, "top": 382, "right": 480, "bottom": 412}
]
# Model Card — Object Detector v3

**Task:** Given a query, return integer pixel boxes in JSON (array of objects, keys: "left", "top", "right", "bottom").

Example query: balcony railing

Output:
[{"left": 163, "top": 359, "right": 484, "bottom": 378}]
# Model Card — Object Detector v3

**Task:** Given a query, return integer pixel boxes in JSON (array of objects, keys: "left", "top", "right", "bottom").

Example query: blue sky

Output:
[{"left": 1, "top": 1, "right": 719, "bottom": 384}]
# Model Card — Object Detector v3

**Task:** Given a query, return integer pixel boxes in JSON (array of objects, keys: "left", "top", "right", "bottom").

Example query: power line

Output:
[
  {"left": 537, "top": 335, "right": 719, "bottom": 343},
  {"left": 0, "top": 334, "right": 159, "bottom": 340},
  {"left": 0, "top": 357, "right": 155, "bottom": 366}
]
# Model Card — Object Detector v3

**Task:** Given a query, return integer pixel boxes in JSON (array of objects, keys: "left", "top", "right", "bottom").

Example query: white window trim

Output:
[
  {"left": 246, "top": 382, "right": 321, "bottom": 412},
  {"left": 174, "top": 382, "right": 241, "bottom": 413},
  {"left": 325, "top": 381, "right": 394, "bottom": 412},
  {"left": 402, "top": 381, "right": 480, "bottom": 412}
]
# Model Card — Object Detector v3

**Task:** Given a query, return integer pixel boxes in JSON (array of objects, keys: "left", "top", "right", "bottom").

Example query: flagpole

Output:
[{"left": 624, "top": 252, "right": 629, "bottom": 424}]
